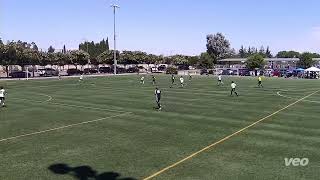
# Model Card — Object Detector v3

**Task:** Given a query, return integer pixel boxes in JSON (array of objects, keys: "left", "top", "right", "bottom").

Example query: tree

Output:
[
  {"left": 239, "top": 45, "right": 247, "bottom": 58},
  {"left": 187, "top": 56, "right": 199, "bottom": 66},
  {"left": 31, "top": 42, "right": 38, "bottom": 51},
  {"left": 199, "top": 52, "right": 213, "bottom": 69},
  {"left": 0, "top": 43, "right": 17, "bottom": 77},
  {"left": 70, "top": 50, "right": 90, "bottom": 70},
  {"left": 259, "top": 46, "right": 265, "bottom": 57},
  {"left": 48, "top": 46, "right": 55, "bottom": 53},
  {"left": 248, "top": 46, "right": 252, "bottom": 56},
  {"left": 106, "top": 38, "right": 109, "bottom": 51},
  {"left": 276, "top": 51, "right": 300, "bottom": 58},
  {"left": 246, "top": 54, "right": 265, "bottom": 70},
  {"left": 24, "top": 48, "right": 41, "bottom": 76},
  {"left": 39, "top": 51, "right": 49, "bottom": 67},
  {"left": 265, "top": 46, "right": 272, "bottom": 58},
  {"left": 97, "top": 50, "right": 118, "bottom": 65},
  {"left": 206, "top": 33, "right": 231, "bottom": 64},
  {"left": 297, "top": 52, "right": 316, "bottom": 68},
  {"left": 79, "top": 39, "right": 109, "bottom": 59},
  {"left": 62, "top": 45, "right": 67, "bottom": 54}
]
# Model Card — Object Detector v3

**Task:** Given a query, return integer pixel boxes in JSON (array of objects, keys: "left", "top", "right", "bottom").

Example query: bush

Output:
[{"left": 166, "top": 67, "right": 178, "bottom": 74}]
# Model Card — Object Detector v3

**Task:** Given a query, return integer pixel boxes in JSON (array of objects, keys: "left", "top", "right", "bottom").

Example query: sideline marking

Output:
[
  {"left": 277, "top": 91, "right": 320, "bottom": 104},
  {"left": 11, "top": 93, "right": 53, "bottom": 103},
  {"left": 142, "top": 90, "right": 320, "bottom": 180},
  {"left": 11, "top": 95, "right": 126, "bottom": 113},
  {"left": 0, "top": 112, "right": 132, "bottom": 143}
]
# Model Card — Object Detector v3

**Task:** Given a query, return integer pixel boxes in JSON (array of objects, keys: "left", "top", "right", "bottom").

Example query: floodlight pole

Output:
[{"left": 111, "top": 4, "right": 120, "bottom": 75}]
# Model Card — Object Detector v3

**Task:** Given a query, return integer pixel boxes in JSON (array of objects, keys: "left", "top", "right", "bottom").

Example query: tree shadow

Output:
[{"left": 48, "top": 163, "right": 137, "bottom": 180}]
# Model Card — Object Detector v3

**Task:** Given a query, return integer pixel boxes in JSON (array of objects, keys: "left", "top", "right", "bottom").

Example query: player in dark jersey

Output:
[
  {"left": 170, "top": 75, "right": 175, "bottom": 88},
  {"left": 155, "top": 87, "right": 162, "bottom": 110}
]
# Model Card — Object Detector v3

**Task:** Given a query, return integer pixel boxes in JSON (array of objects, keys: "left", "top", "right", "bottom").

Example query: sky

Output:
[{"left": 0, "top": 0, "right": 319, "bottom": 55}]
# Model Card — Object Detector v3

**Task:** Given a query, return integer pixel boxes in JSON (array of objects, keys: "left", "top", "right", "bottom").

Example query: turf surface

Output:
[{"left": 0, "top": 75, "right": 319, "bottom": 180}]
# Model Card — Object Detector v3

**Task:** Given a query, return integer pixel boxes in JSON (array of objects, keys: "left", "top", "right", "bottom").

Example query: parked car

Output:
[
  {"left": 38, "top": 68, "right": 59, "bottom": 77},
  {"left": 166, "top": 67, "right": 178, "bottom": 74},
  {"left": 83, "top": 68, "right": 98, "bottom": 74},
  {"left": 222, "top": 69, "right": 233, "bottom": 75},
  {"left": 200, "top": 69, "right": 208, "bottom": 75},
  {"left": 239, "top": 69, "right": 250, "bottom": 76},
  {"left": 99, "top": 67, "right": 111, "bottom": 73},
  {"left": 158, "top": 65, "right": 167, "bottom": 71},
  {"left": 177, "top": 65, "right": 189, "bottom": 70},
  {"left": 127, "top": 67, "right": 139, "bottom": 73},
  {"left": 111, "top": 66, "right": 126, "bottom": 74},
  {"left": 9, "top": 71, "right": 31, "bottom": 78},
  {"left": 67, "top": 69, "right": 82, "bottom": 76}
]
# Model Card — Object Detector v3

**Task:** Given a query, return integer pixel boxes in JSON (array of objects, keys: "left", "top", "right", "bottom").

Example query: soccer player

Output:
[
  {"left": 79, "top": 74, "right": 83, "bottom": 82},
  {"left": 258, "top": 76, "right": 263, "bottom": 88},
  {"left": 180, "top": 76, "right": 184, "bottom": 88},
  {"left": 140, "top": 76, "right": 145, "bottom": 84},
  {"left": 170, "top": 74, "right": 175, "bottom": 88},
  {"left": 155, "top": 87, "right": 162, "bottom": 110},
  {"left": 230, "top": 81, "right": 239, "bottom": 96},
  {"left": 189, "top": 74, "right": 192, "bottom": 81},
  {"left": 0, "top": 86, "right": 6, "bottom": 107},
  {"left": 152, "top": 75, "right": 156, "bottom": 85},
  {"left": 217, "top": 75, "right": 224, "bottom": 86}
]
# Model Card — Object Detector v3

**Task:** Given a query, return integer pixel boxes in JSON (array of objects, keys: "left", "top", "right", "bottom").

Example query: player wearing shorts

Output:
[
  {"left": 155, "top": 87, "right": 162, "bottom": 110},
  {"left": 258, "top": 76, "right": 263, "bottom": 88},
  {"left": 218, "top": 75, "right": 224, "bottom": 86},
  {"left": 79, "top": 74, "right": 84, "bottom": 82},
  {"left": 180, "top": 76, "right": 184, "bottom": 88},
  {"left": 152, "top": 75, "right": 156, "bottom": 85},
  {"left": 0, "top": 86, "right": 6, "bottom": 107},
  {"left": 140, "top": 76, "right": 145, "bottom": 84},
  {"left": 230, "top": 81, "right": 238, "bottom": 96},
  {"left": 170, "top": 75, "right": 175, "bottom": 88}
]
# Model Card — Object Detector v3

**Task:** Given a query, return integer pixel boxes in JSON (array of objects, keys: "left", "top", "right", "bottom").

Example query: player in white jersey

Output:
[
  {"left": 218, "top": 75, "right": 224, "bottom": 86},
  {"left": 79, "top": 74, "right": 83, "bottom": 82},
  {"left": 0, "top": 86, "right": 6, "bottom": 107},
  {"left": 180, "top": 76, "right": 184, "bottom": 88},
  {"left": 155, "top": 87, "right": 162, "bottom": 110},
  {"left": 140, "top": 76, "right": 145, "bottom": 84},
  {"left": 230, "top": 81, "right": 238, "bottom": 96}
]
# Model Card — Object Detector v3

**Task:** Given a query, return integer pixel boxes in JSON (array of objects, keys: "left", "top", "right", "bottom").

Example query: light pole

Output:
[{"left": 111, "top": 4, "right": 120, "bottom": 75}]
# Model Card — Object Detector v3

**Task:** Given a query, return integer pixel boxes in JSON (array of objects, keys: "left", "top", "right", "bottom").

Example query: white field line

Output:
[
  {"left": 0, "top": 112, "right": 132, "bottom": 143},
  {"left": 10, "top": 93, "right": 126, "bottom": 113},
  {"left": 142, "top": 90, "right": 320, "bottom": 180},
  {"left": 48, "top": 101, "right": 127, "bottom": 113},
  {"left": 277, "top": 91, "right": 320, "bottom": 104},
  {"left": 10, "top": 93, "right": 53, "bottom": 103}
]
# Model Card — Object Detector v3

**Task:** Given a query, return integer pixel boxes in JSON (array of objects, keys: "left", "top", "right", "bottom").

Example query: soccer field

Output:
[{"left": 0, "top": 75, "right": 319, "bottom": 180}]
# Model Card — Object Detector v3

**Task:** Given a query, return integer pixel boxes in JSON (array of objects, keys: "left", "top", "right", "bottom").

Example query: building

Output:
[{"left": 217, "top": 58, "right": 320, "bottom": 70}]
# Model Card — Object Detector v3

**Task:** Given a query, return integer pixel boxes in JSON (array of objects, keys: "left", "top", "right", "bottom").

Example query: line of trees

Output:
[
  {"left": 0, "top": 38, "right": 210, "bottom": 77},
  {"left": 1, "top": 33, "right": 320, "bottom": 76}
]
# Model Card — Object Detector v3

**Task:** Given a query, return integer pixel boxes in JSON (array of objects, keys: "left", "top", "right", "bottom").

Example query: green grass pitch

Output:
[{"left": 0, "top": 75, "right": 319, "bottom": 180}]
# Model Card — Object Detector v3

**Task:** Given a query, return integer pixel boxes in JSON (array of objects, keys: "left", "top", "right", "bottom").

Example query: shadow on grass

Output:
[{"left": 48, "top": 163, "right": 137, "bottom": 180}]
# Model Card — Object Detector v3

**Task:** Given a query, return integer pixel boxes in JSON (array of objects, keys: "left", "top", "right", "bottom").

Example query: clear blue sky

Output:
[{"left": 1, "top": 0, "right": 319, "bottom": 55}]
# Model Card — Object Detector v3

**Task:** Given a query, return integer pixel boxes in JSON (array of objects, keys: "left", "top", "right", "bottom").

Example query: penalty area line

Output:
[
  {"left": 0, "top": 112, "right": 132, "bottom": 143},
  {"left": 142, "top": 90, "right": 320, "bottom": 180}
]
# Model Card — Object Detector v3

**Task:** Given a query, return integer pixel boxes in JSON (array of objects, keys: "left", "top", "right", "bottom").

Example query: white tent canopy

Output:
[{"left": 305, "top": 67, "right": 320, "bottom": 72}]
